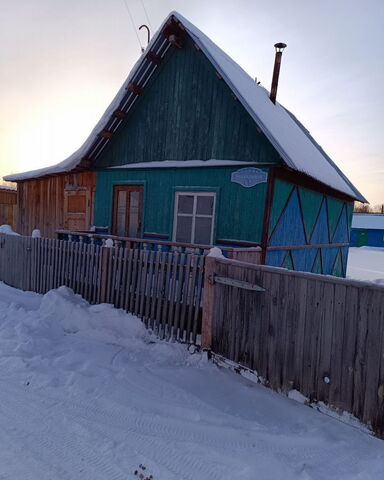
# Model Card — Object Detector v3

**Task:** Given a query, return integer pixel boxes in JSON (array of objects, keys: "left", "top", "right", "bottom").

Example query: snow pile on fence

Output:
[
  {"left": 0, "top": 285, "right": 194, "bottom": 390},
  {"left": 0, "top": 224, "right": 19, "bottom": 236}
]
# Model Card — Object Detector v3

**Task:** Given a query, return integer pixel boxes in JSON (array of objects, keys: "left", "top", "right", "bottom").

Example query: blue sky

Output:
[{"left": 0, "top": 0, "right": 382, "bottom": 204}]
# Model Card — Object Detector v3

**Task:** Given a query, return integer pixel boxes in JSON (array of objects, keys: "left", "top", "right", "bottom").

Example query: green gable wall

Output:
[
  {"left": 95, "top": 36, "right": 280, "bottom": 167},
  {"left": 94, "top": 167, "right": 269, "bottom": 244}
]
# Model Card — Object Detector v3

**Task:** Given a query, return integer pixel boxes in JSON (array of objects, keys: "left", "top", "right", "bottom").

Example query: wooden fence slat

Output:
[
  {"left": 167, "top": 251, "right": 180, "bottom": 339},
  {"left": 124, "top": 248, "right": 134, "bottom": 312},
  {"left": 149, "top": 249, "right": 161, "bottom": 331},
  {"left": 129, "top": 248, "right": 140, "bottom": 314},
  {"left": 160, "top": 252, "right": 173, "bottom": 339},
  {"left": 139, "top": 249, "right": 150, "bottom": 321},
  {"left": 144, "top": 249, "right": 156, "bottom": 327},
  {"left": 179, "top": 254, "right": 192, "bottom": 341}
]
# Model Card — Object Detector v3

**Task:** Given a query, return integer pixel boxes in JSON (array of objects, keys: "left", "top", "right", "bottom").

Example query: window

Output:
[{"left": 173, "top": 192, "right": 216, "bottom": 244}]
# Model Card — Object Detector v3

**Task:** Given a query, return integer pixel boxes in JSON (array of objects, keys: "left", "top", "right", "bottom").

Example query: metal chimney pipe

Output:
[{"left": 270, "top": 42, "right": 287, "bottom": 104}]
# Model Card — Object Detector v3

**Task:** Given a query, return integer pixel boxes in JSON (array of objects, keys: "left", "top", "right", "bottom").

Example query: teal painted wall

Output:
[
  {"left": 266, "top": 178, "right": 354, "bottom": 277},
  {"left": 95, "top": 36, "right": 280, "bottom": 167},
  {"left": 94, "top": 167, "right": 269, "bottom": 244}
]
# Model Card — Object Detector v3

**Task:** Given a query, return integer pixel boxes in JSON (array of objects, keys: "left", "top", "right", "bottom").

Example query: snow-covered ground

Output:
[
  {"left": 0, "top": 283, "right": 383, "bottom": 479},
  {"left": 347, "top": 247, "right": 384, "bottom": 284}
]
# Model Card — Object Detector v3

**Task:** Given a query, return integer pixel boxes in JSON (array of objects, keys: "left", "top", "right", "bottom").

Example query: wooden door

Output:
[
  {"left": 64, "top": 188, "right": 91, "bottom": 232},
  {"left": 113, "top": 186, "right": 144, "bottom": 238},
  {"left": 357, "top": 230, "right": 368, "bottom": 247}
]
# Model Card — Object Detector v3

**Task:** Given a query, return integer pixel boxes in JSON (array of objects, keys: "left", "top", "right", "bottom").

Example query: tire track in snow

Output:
[
  {"left": 0, "top": 385, "right": 129, "bottom": 480},
  {"left": 0, "top": 381, "right": 229, "bottom": 480},
  {"left": 0, "top": 379, "right": 368, "bottom": 480}
]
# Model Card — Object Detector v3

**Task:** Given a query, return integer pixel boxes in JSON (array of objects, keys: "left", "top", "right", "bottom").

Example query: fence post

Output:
[{"left": 201, "top": 256, "right": 216, "bottom": 350}]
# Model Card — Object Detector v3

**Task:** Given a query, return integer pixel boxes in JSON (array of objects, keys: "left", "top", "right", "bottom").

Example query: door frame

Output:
[{"left": 112, "top": 185, "right": 144, "bottom": 238}]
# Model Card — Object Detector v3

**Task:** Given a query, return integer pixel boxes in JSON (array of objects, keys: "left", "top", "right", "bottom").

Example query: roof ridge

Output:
[{"left": 3, "top": 11, "right": 366, "bottom": 203}]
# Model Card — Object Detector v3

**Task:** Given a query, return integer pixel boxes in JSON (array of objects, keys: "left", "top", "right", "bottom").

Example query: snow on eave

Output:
[
  {"left": 3, "top": 11, "right": 367, "bottom": 203},
  {"left": 108, "top": 160, "right": 264, "bottom": 169}
]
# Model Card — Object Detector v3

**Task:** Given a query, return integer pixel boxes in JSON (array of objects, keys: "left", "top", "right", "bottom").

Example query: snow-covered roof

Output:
[
  {"left": 352, "top": 214, "right": 384, "bottom": 230},
  {"left": 3, "top": 12, "right": 366, "bottom": 202},
  {"left": 0, "top": 185, "right": 17, "bottom": 192},
  {"left": 109, "top": 160, "right": 262, "bottom": 169}
]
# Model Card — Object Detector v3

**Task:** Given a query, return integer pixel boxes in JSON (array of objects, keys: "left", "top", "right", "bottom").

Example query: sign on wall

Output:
[{"left": 231, "top": 168, "right": 268, "bottom": 188}]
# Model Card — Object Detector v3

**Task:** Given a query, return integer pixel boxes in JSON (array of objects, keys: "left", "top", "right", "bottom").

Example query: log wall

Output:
[
  {"left": 0, "top": 188, "right": 17, "bottom": 229},
  {"left": 16, "top": 172, "right": 96, "bottom": 238}
]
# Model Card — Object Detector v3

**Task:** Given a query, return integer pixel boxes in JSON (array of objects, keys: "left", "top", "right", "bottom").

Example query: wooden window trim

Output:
[{"left": 172, "top": 192, "right": 216, "bottom": 244}]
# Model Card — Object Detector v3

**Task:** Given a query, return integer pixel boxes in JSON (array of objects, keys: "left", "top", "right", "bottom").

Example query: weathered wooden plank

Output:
[
  {"left": 110, "top": 246, "right": 119, "bottom": 306},
  {"left": 144, "top": 249, "right": 156, "bottom": 327},
  {"left": 113, "top": 246, "right": 123, "bottom": 307},
  {"left": 98, "top": 247, "right": 110, "bottom": 304},
  {"left": 172, "top": 252, "right": 186, "bottom": 340},
  {"left": 129, "top": 248, "right": 140, "bottom": 314},
  {"left": 339, "top": 286, "right": 359, "bottom": 411},
  {"left": 179, "top": 254, "right": 192, "bottom": 341},
  {"left": 155, "top": 252, "right": 167, "bottom": 335},
  {"left": 139, "top": 249, "right": 150, "bottom": 320},
  {"left": 124, "top": 248, "right": 134, "bottom": 312},
  {"left": 328, "top": 283, "right": 347, "bottom": 408},
  {"left": 192, "top": 254, "right": 205, "bottom": 344},
  {"left": 134, "top": 249, "right": 145, "bottom": 316},
  {"left": 362, "top": 290, "right": 382, "bottom": 424},
  {"left": 148, "top": 249, "right": 161, "bottom": 330},
  {"left": 315, "top": 281, "right": 335, "bottom": 403},
  {"left": 185, "top": 255, "right": 199, "bottom": 342}
]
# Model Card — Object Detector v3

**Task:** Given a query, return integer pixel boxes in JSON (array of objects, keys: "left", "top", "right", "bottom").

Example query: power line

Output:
[
  {"left": 121, "top": 0, "right": 143, "bottom": 51},
  {"left": 139, "top": 0, "right": 152, "bottom": 30}
]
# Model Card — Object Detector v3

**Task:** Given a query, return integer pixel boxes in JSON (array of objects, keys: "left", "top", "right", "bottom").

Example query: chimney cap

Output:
[{"left": 274, "top": 42, "right": 287, "bottom": 52}]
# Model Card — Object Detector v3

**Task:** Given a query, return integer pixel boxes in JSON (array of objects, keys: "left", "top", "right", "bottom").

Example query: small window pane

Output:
[
  {"left": 178, "top": 195, "right": 194, "bottom": 214},
  {"left": 176, "top": 215, "right": 193, "bottom": 243},
  {"left": 196, "top": 195, "right": 214, "bottom": 215},
  {"left": 194, "top": 217, "right": 213, "bottom": 244}
]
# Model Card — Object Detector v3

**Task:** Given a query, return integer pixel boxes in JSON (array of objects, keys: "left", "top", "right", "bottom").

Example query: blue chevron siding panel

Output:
[
  {"left": 266, "top": 250, "right": 287, "bottom": 268},
  {"left": 267, "top": 179, "right": 354, "bottom": 277},
  {"left": 269, "top": 189, "right": 306, "bottom": 247},
  {"left": 291, "top": 248, "right": 318, "bottom": 273}
]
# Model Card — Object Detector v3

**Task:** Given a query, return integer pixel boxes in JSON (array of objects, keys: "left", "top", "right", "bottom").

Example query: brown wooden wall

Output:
[
  {"left": 0, "top": 188, "right": 17, "bottom": 229},
  {"left": 16, "top": 172, "right": 96, "bottom": 238}
]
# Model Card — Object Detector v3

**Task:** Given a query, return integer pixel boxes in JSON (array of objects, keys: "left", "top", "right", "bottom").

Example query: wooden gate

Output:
[{"left": 202, "top": 255, "right": 384, "bottom": 437}]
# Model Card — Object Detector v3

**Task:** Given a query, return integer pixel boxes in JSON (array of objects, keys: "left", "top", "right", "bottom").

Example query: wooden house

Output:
[
  {"left": 10, "top": 172, "right": 96, "bottom": 238},
  {"left": 4, "top": 12, "right": 366, "bottom": 276},
  {"left": 351, "top": 214, "right": 384, "bottom": 247},
  {"left": 0, "top": 187, "right": 17, "bottom": 229}
]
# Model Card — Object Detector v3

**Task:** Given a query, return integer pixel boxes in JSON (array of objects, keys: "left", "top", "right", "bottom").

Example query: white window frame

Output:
[{"left": 172, "top": 191, "right": 216, "bottom": 245}]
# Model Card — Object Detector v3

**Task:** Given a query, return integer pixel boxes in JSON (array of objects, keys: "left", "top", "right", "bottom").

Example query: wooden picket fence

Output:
[
  {"left": 0, "top": 234, "right": 205, "bottom": 342},
  {"left": 2, "top": 233, "right": 384, "bottom": 436},
  {"left": 202, "top": 255, "right": 384, "bottom": 437}
]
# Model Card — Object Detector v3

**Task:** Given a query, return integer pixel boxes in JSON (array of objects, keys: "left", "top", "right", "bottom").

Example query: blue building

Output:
[{"left": 351, "top": 214, "right": 384, "bottom": 247}]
